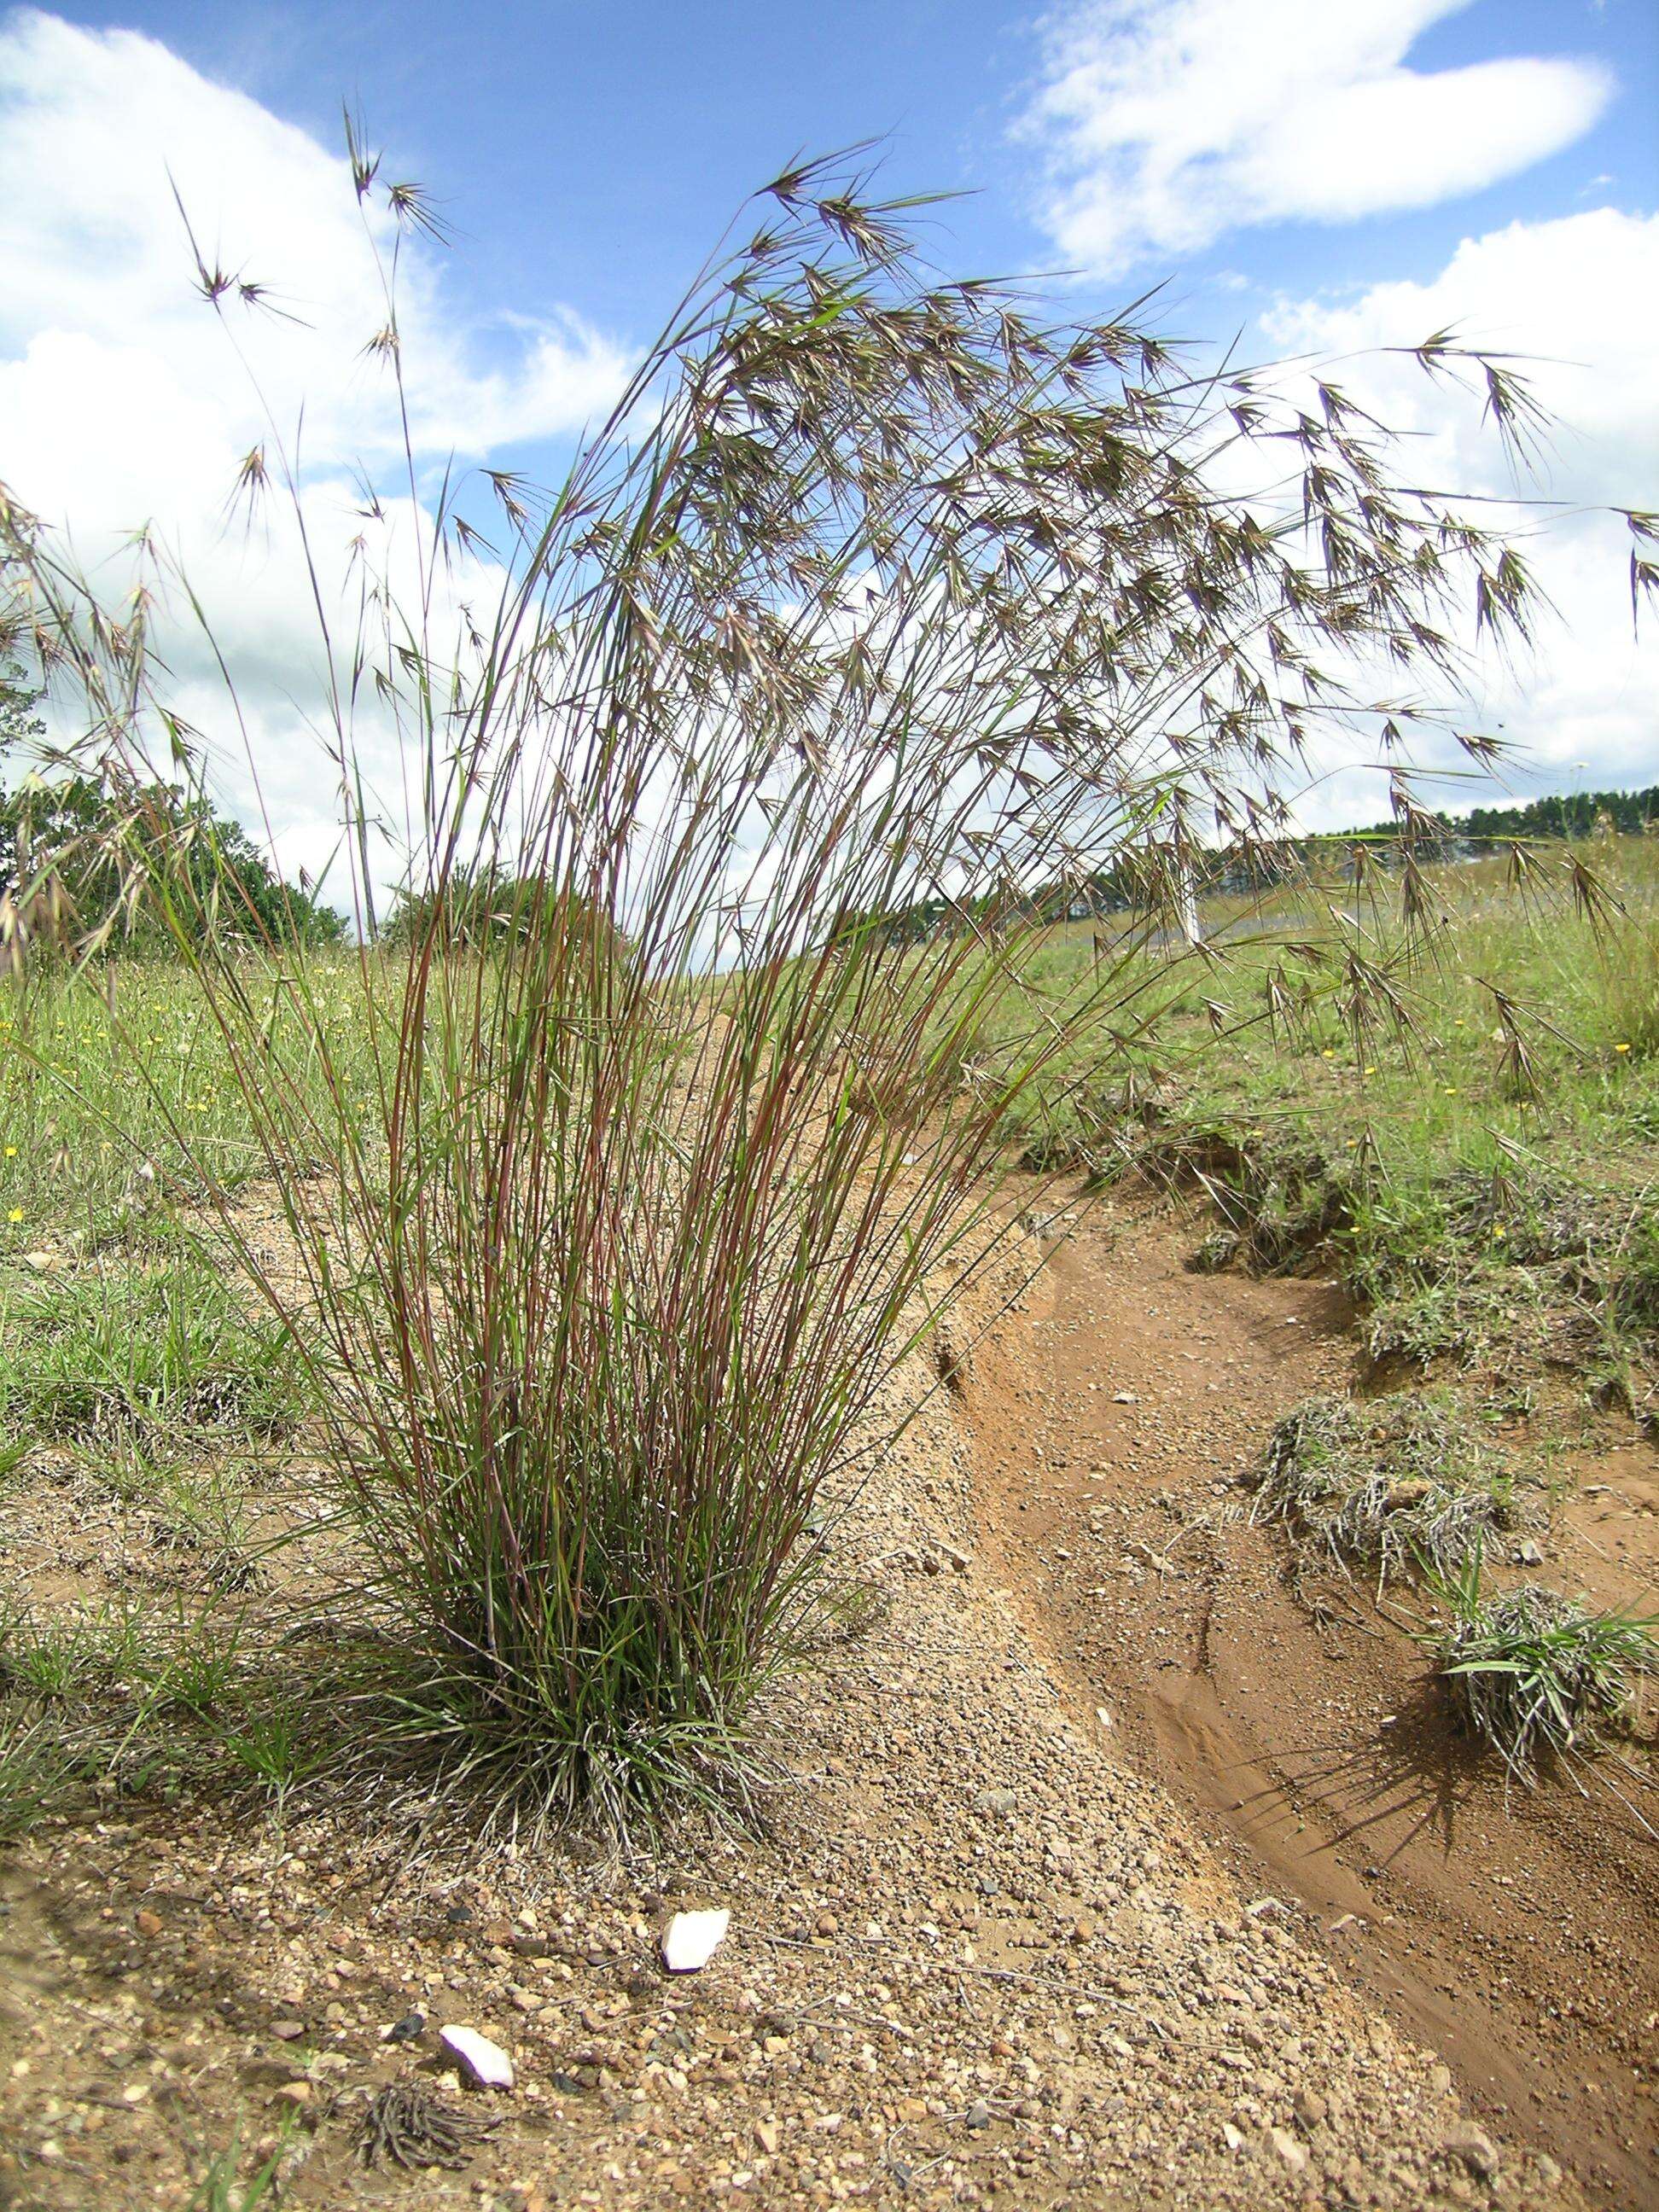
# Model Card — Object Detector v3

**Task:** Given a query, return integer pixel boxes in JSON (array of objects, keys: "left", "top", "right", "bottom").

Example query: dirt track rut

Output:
[{"left": 968, "top": 1196, "right": 1658, "bottom": 2205}]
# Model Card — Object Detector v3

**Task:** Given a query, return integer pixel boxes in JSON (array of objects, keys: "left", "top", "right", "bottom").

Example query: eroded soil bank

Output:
[{"left": 966, "top": 1192, "right": 1657, "bottom": 2207}]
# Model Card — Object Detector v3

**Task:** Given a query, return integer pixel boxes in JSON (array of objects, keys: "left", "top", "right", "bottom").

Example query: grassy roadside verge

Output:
[
  {"left": 1, "top": 837, "right": 1654, "bottom": 1838},
  {"left": 992, "top": 835, "right": 1659, "bottom": 1430},
  {"left": 985, "top": 832, "right": 1659, "bottom": 1775}
]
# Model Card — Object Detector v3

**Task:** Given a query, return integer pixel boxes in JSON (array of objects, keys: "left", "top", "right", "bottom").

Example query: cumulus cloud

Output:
[
  {"left": 1259, "top": 209, "right": 1659, "bottom": 821},
  {"left": 1261, "top": 207, "right": 1659, "bottom": 504},
  {"left": 1021, "top": 0, "right": 1613, "bottom": 277},
  {"left": 0, "top": 9, "right": 630, "bottom": 471},
  {"left": 0, "top": 10, "right": 632, "bottom": 909}
]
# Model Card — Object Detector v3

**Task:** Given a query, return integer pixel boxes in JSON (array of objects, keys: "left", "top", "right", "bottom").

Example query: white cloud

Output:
[
  {"left": 0, "top": 10, "right": 630, "bottom": 468},
  {"left": 1259, "top": 209, "right": 1659, "bottom": 820},
  {"left": 1021, "top": 0, "right": 1614, "bottom": 276},
  {"left": 1261, "top": 207, "right": 1659, "bottom": 506},
  {"left": 0, "top": 10, "right": 632, "bottom": 911}
]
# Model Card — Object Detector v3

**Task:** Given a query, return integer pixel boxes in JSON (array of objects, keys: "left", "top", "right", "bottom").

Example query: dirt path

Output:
[{"left": 966, "top": 1194, "right": 1659, "bottom": 2207}]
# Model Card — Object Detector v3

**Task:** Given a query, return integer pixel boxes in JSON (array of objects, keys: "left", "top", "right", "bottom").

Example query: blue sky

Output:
[
  {"left": 41, "top": 0, "right": 1656, "bottom": 347},
  {"left": 1, "top": 1, "right": 1656, "bottom": 875}
]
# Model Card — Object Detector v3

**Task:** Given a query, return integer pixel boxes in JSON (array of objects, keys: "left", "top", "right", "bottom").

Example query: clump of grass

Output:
[
  {"left": 0, "top": 1599, "right": 169, "bottom": 1837},
  {"left": 4, "top": 142, "right": 1606, "bottom": 1831},
  {"left": 184, "top": 2122, "right": 290, "bottom": 2212},
  {"left": 0, "top": 1707, "right": 82, "bottom": 1842},
  {"left": 0, "top": 1593, "right": 326, "bottom": 1817},
  {"left": 144, "top": 1458, "right": 265, "bottom": 1591},
  {"left": 0, "top": 1255, "right": 297, "bottom": 1449},
  {"left": 1434, "top": 1557, "right": 1656, "bottom": 1778},
  {"left": 1359, "top": 1263, "right": 1555, "bottom": 1371},
  {"left": 1604, "top": 1196, "right": 1659, "bottom": 1335},
  {"left": 1159, "top": 1119, "right": 1360, "bottom": 1273},
  {"left": 1254, "top": 1390, "right": 1534, "bottom": 1586},
  {"left": 0, "top": 1592, "right": 149, "bottom": 1699}
]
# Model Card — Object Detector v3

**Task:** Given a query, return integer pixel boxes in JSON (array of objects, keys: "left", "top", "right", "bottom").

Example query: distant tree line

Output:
[
  {"left": 839, "top": 780, "right": 1659, "bottom": 946},
  {"left": 1350, "top": 783, "right": 1658, "bottom": 847}
]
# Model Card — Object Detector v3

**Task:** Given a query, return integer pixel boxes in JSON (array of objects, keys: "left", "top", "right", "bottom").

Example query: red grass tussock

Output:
[{"left": 1, "top": 137, "right": 1640, "bottom": 1832}]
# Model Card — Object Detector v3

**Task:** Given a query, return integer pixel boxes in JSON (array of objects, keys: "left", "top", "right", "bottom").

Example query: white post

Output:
[{"left": 1177, "top": 859, "right": 1202, "bottom": 946}]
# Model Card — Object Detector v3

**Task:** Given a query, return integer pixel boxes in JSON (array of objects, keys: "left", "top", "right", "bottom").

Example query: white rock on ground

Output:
[
  {"left": 661, "top": 1907, "right": 731, "bottom": 1972},
  {"left": 438, "top": 2023, "right": 515, "bottom": 2088}
]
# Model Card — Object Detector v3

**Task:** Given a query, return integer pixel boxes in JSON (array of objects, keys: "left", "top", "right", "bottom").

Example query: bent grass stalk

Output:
[{"left": 2, "top": 145, "right": 1637, "bottom": 1829}]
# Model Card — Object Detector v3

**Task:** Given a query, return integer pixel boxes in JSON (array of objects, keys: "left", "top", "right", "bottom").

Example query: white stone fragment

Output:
[
  {"left": 438, "top": 2023, "right": 515, "bottom": 2088},
  {"left": 661, "top": 1907, "right": 731, "bottom": 1972}
]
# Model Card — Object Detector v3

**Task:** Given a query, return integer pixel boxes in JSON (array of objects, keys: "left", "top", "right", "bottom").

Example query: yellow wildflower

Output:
[
  {"left": 7, "top": 1208, "right": 20, "bottom": 1224},
  {"left": 1614, "top": 1042, "right": 1631, "bottom": 1054}
]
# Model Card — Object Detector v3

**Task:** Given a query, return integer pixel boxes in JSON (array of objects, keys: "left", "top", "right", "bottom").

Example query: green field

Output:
[
  {"left": 0, "top": 831, "right": 1654, "bottom": 1848},
  {"left": 987, "top": 833, "right": 1659, "bottom": 1426},
  {"left": 3, "top": 833, "right": 1654, "bottom": 1481}
]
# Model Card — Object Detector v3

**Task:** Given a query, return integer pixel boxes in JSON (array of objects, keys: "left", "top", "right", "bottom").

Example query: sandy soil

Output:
[
  {"left": 968, "top": 1193, "right": 1656, "bottom": 2209},
  {"left": 0, "top": 1190, "right": 1651, "bottom": 2209}
]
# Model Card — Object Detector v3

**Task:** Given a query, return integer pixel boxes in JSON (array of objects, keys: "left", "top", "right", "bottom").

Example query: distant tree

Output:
[
  {"left": 381, "top": 867, "right": 629, "bottom": 968},
  {"left": 0, "top": 701, "right": 345, "bottom": 958},
  {"left": 0, "top": 654, "right": 43, "bottom": 758},
  {"left": 154, "top": 789, "right": 347, "bottom": 950}
]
